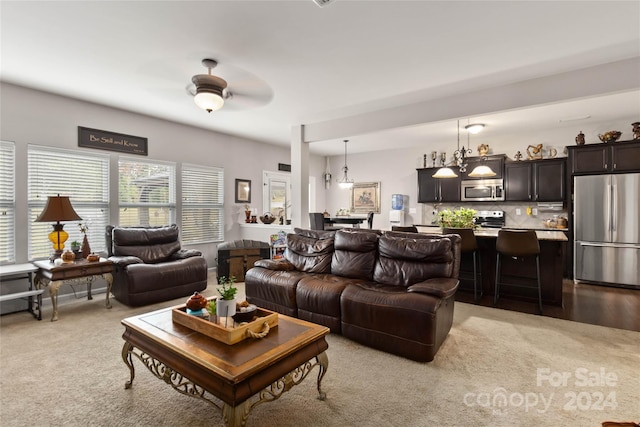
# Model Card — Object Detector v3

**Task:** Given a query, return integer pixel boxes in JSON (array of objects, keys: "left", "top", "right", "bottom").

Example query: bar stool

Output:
[
  {"left": 443, "top": 227, "right": 481, "bottom": 301},
  {"left": 494, "top": 229, "right": 542, "bottom": 313}
]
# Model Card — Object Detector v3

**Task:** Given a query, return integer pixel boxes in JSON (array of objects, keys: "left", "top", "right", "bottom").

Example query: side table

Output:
[
  {"left": 0, "top": 263, "right": 43, "bottom": 320},
  {"left": 33, "top": 258, "right": 113, "bottom": 321}
]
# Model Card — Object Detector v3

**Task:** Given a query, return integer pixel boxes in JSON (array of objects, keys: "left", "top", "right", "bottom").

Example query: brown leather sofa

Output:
[
  {"left": 106, "top": 224, "right": 208, "bottom": 306},
  {"left": 245, "top": 228, "right": 461, "bottom": 362}
]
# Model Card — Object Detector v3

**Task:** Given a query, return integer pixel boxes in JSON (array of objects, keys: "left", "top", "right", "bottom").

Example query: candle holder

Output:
[
  {"left": 431, "top": 151, "right": 437, "bottom": 167},
  {"left": 440, "top": 152, "right": 447, "bottom": 167}
]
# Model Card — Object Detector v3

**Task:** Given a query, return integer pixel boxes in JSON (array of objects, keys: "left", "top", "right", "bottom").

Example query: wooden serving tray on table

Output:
[{"left": 172, "top": 305, "right": 278, "bottom": 345}]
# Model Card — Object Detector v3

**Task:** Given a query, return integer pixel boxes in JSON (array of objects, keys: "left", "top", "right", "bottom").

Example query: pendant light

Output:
[
  {"left": 466, "top": 120, "right": 496, "bottom": 177},
  {"left": 337, "top": 139, "right": 354, "bottom": 189},
  {"left": 433, "top": 121, "right": 468, "bottom": 178}
]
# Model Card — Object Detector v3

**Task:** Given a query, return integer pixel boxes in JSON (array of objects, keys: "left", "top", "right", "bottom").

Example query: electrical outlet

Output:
[
  {"left": 532, "top": 208, "right": 538, "bottom": 216},
  {"left": 516, "top": 208, "right": 521, "bottom": 216}
]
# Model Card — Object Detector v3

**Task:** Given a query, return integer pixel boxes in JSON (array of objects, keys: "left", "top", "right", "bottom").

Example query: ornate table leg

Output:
[
  {"left": 47, "top": 280, "right": 63, "bottom": 321},
  {"left": 222, "top": 401, "right": 251, "bottom": 427},
  {"left": 316, "top": 351, "right": 329, "bottom": 400},
  {"left": 103, "top": 273, "right": 113, "bottom": 309},
  {"left": 87, "top": 276, "right": 94, "bottom": 300},
  {"left": 122, "top": 342, "right": 135, "bottom": 389},
  {"left": 35, "top": 275, "right": 63, "bottom": 322}
]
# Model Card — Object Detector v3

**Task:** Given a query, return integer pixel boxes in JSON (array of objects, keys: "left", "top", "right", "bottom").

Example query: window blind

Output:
[
  {"left": 181, "top": 163, "right": 224, "bottom": 244},
  {"left": 118, "top": 157, "right": 176, "bottom": 227},
  {"left": 28, "top": 145, "right": 109, "bottom": 260},
  {"left": 0, "top": 141, "right": 16, "bottom": 264}
]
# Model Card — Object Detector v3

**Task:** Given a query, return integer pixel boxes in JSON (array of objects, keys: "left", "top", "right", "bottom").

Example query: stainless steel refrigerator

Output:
[{"left": 574, "top": 173, "right": 640, "bottom": 288}]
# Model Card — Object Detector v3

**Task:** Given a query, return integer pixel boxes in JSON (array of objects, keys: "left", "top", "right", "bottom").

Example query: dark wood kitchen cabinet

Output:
[
  {"left": 417, "top": 167, "right": 461, "bottom": 202},
  {"left": 504, "top": 158, "right": 566, "bottom": 202},
  {"left": 568, "top": 140, "right": 640, "bottom": 174}
]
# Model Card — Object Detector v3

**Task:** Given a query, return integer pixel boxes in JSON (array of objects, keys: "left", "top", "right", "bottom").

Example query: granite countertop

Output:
[
  {"left": 413, "top": 225, "right": 568, "bottom": 241},
  {"left": 473, "top": 228, "right": 568, "bottom": 241}
]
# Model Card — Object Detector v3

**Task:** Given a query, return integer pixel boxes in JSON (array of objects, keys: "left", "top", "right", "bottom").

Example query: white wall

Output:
[{"left": 0, "top": 83, "right": 295, "bottom": 267}]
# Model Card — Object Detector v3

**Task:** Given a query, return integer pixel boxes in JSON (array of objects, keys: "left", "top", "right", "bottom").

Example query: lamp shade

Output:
[
  {"left": 432, "top": 167, "right": 459, "bottom": 178},
  {"left": 468, "top": 165, "right": 496, "bottom": 177},
  {"left": 35, "top": 195, "right": 82, "bottom": 223},
  {"left": 194, "top": 91, "right": 224, "bottom": 113}
]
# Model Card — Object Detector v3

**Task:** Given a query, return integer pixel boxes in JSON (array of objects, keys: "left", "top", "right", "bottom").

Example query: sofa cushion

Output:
[
  {"left": 374, "top": 235, "right": 454, "bottom": 286},
  {"left": 285, "top": 232, "right": 334, "bottom": 273},
  {"left": 111, "top": 225, "right": 181, "bottom": 264},
  {"left": 331, "top": 229, "right": 379, "bottom": 280}
]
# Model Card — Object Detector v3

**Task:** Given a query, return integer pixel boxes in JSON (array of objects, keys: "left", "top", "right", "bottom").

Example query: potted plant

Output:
[
  {"left": 216, "top": 276, "right": 238, "bottom": 319},
  {"left": 437, "top": 207, "right": 477, "bottom": 229},
  {"left": 206, "top": 298, "right": 217, "bottom": 322},
  {"left": 70, "top": 240, "right": 81, "bottom": 252}
]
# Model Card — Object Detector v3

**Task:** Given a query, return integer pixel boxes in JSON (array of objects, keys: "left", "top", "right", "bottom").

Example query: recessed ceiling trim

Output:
[
  {"left": 312, "top": 0, "right": 336, "bottom": 7},
  {"left": 558, "top": 115, "right": 591, "bottom": 122}
]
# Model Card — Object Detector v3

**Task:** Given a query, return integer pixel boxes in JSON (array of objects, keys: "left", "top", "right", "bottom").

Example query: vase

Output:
[
  {"left": 81, "top": 234, "right": 91, "bottom": 259},
  {"left": 216, "top": 298, "right": 236, "bottom": 318},
  {"left": 245, "top": 210, "right": 251, "bottom": 223}
]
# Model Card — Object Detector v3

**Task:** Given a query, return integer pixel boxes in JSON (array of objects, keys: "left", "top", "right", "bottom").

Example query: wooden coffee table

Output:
[{"left": 121, "top": 306, "right": 329, "bottom": 427}]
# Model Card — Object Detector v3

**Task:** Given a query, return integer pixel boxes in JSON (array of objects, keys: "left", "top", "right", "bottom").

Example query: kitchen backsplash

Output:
[{"left": 421, "top": 202, "right": 567, "bottom": 229}]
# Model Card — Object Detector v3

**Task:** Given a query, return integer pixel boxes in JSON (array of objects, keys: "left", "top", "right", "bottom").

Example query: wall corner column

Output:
[{"left": 291, "top": 125, "right": 309, "bottom": 229}]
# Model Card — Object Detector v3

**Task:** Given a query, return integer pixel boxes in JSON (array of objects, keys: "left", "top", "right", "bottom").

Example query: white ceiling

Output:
[{"left": 1, "top": 1, "right": 639, "bottom": 156}]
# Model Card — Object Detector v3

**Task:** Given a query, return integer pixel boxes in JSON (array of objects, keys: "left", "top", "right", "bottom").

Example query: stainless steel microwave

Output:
[{"left": 461, "top": 179, "right": 504, "bottom": 202}]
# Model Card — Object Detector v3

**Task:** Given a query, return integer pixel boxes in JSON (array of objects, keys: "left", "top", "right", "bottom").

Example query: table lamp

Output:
[{"left": 35, "top": 194, "right": 82, "bottom": 259}]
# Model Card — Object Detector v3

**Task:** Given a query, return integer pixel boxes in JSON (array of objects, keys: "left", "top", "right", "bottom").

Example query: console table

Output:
[
  {"left": 33, "top": 258, "right": 113, "bottom": 321},
  {"left": 0, "top": 263, "right": 43, "bottom": 320}
]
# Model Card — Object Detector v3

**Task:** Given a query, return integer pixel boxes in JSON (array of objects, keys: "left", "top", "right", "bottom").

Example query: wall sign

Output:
[
  {"left": 278, "top": 163, "right": 291, "bottom": 172},
  {"left": 78, "top": 126, "right": 148, "bottom": 156}
]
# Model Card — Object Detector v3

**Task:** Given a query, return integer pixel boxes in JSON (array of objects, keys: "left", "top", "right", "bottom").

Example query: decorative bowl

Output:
[
  {"left": 598, "top": 131, "right": 622, "bottom": 143},
  {"left": 233, "top": 304, "right": 257, "bottom": 323},
  {"left": 86, "top": 253, "right": 100, "bottom": 262},
  {"left": 259, "top": 213, "right": 276, "bottom": 224}
]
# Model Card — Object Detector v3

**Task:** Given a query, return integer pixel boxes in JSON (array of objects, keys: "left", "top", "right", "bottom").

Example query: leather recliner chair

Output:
[{"left": 106, "top": 224, "right": 208, "bottom": 306}]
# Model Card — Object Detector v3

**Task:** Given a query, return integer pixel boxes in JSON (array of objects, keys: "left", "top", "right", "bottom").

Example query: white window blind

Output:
[
  {"left": 0, "top": 141, "right": 16, "bottom": 264},
  {"left": 118, "top": 158, "right": 175, "bottom": 227},
  {"left": 181, "top": 163, "right": 224, "bottom": 244},
  {"left": 28, "top": 145, "right": 109, "bottom": 260}
]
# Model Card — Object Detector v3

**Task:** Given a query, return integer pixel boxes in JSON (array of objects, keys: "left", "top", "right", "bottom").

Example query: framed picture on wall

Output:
[
  {"left": 235, "top": 179, "right": 251, "bottom": 203},
  {"left": 350, "top": 182, "right": 381, "bottom": 214}
]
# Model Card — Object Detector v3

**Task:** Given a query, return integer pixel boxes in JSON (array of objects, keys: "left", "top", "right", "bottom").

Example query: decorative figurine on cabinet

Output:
[
  {"left": 575, "top": 131, "right": 585, "bottom": 145},
  {"left": 477, "top": 143, "right": 489, "bottom": 156},
  {"left": 514, "top": 151, "right": 523, "bottom": 161},
  {"left": 632, "top": 122, "right": 640, "bottom": 140},
  {"left": 526, "top": 144, "right": 543, "bottom": 160}
]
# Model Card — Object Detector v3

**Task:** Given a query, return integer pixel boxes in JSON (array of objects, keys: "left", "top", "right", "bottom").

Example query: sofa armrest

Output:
[
  {"left": 407, "top": 278, "right": 459, "bottom": 299},
  {"left": 108, "top": 255, "right": 143, "bottom": 268},
  {"left": 253, "top": 259, "right": 297, "bottom": 271},
  {"left": 170, "top": 248, "right": 202, "bottom": 260}
]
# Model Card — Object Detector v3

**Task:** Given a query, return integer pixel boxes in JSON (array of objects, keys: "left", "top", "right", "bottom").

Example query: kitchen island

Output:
[{"left": 415, "top": 226, "right": 567, "bottom": 307}]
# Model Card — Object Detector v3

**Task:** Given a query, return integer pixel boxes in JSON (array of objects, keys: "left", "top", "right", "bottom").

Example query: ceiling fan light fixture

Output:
[
  {"left": 468, "top": 165, "right": 496, "bottom": 177},
  {"left": 191, "top": 61, "right": 228, "bottom": 113},
  {"left": 465, "top": 123, "right": 485, "bottom": 134},
  {"left": 193, "top": 90, "right": 224, "bottom": 113}
]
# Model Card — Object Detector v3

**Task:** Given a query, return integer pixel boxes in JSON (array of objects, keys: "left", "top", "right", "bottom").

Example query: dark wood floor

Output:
[{"left": 455, "top": 279, "right": 640, "bottom": 332}]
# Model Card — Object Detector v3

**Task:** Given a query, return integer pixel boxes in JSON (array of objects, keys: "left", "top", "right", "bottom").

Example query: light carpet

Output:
[{"left": 1, "top": 283, "right": 638, "bottom": 427}]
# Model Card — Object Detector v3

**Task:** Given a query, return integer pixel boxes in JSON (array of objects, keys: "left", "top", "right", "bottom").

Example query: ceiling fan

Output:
[{"left": 186, "top": 58, "right": 273, "bottom": 113}]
